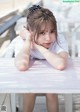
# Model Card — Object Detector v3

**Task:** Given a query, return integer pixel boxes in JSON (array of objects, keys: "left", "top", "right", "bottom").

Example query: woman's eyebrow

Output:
[
  {"left": 51, "top": 28, "right": 56, "bottom": 31},
  {"left": 39, "top": 29, "right": 45, "bottom": 32},
  {"left": 51, "top": 27, "right": 55, "bottom": 30}
]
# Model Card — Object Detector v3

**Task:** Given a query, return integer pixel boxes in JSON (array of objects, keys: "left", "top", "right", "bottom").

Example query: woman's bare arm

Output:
[
  {"left": 15, "top": 39, "right": 31, "bottom": 71},
  {"left": 15, "top": 30, "right": 32, "bottom": 71},
  {"left": 34, "top": 44, "right": 68, "bottom": 70}
]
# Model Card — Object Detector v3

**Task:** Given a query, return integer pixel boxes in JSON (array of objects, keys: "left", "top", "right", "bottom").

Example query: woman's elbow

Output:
[
  {"left": 56, "top": 61, "right": 67, "bottom": 70},
  {"left": 56, "top": 58, "right": 67, "bottom": 70},
  {"left": 17, "top": 64, "right": 29, "bottom": 71},
  {"left": 57, "top": 64, "right": 66, "bottom": 70},
  {"left": 15, "top": 60, "right": 29, "bottom": 71}
]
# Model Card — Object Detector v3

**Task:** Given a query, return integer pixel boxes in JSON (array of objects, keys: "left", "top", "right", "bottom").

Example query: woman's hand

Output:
[
  {"left": 31, "top": 41, "right": 47, "bottom": 51},
  {"left": 20, "top": 28, "right": 36, "bottom": 50},
  {"left": 20, "top": 28, "right": 33, "bottom": 41},
  {"left": 33, "top": 42, "right": 48, "bottom": 53},
  {"left": 15, "top": 29, "right": 33, "bottom": 71}
]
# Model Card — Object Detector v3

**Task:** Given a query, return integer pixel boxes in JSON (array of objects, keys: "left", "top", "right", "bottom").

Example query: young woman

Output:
[
  {"left": 4, "top": 5, "right": 68, "bottom": 112},
  {"left": 15, "top": 5, "right": 68, "bottom": 71}
]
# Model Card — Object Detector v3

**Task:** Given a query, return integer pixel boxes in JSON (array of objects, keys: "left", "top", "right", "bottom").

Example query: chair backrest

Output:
[{"left": 71, "top": 24, "right": 80, "bottom": 57}]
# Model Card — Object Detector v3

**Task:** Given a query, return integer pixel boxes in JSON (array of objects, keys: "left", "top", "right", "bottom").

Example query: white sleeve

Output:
[
  {"left": 4, "top": 40, "right": 15, "bottom": 58},
  {"left": 55, "top": 34, "right": 68, "bottom": 53},
  {"left": 3, "top": 36, "right": 24, "bottom": 58}
]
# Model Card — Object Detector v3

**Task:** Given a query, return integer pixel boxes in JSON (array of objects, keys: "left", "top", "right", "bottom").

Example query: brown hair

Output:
[{"left": 26, "top": 5, "right": 57, "bottom": 42}]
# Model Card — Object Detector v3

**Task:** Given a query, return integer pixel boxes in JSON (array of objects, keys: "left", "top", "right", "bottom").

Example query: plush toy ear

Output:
[
  {"left": 24, "top": 25, "right": 29, "bottom": 31},
  {"left": 19, "top": 28, "right": 34, "bottom": 41},
  {"left": 19, "top": 29, "right": 27, "bottom": 40}
]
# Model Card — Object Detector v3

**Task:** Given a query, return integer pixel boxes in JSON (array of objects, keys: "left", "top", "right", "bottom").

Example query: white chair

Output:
[{"left": 71, "top": 24, "right": 80, "bottom": 57}]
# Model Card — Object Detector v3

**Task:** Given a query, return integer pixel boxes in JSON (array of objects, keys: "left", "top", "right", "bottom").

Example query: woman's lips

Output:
[
  {"left": 43, "top": 43, "right": 51, "bottom": 45},
  {"left": 43, "top": 43, "right": 52, "bottom": 48}
]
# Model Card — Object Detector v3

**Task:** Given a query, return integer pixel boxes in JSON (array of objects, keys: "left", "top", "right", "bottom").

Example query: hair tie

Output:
[{"left": 29, "top": 5, "right": 41, "bottom": 12}]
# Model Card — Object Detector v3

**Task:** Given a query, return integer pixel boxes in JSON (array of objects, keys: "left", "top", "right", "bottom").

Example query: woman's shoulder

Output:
[
  {"left": 57, "top": 33, "right": 67, "bottom": 42},
  {"left": 50, "top": 33, "right": 68, "bottom": 53}
]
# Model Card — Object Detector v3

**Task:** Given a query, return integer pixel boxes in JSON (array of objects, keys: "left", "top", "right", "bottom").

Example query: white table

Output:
[{"left": 0, "top": 58, "right": 80, "bottom": 112}]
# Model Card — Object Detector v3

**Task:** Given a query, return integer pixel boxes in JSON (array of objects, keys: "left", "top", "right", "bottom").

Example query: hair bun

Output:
[{"left": 29, "top": 5, "right": 41, "bottom": 12}]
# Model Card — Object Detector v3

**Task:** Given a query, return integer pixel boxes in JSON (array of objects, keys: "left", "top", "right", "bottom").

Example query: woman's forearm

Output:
[
  {"left": 35, "top": 45, "right": 68, "bottom": 70},
  {"left": 42, "top": 50, "right": 67, "bottom": 70},
  {"left": 15, "top": 40, "right": 31, "bottom": 71}
]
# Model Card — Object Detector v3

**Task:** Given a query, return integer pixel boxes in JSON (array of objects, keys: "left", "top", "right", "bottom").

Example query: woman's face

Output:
[{"left": 36, "top": 22, "right": 56, "bottom": 49}]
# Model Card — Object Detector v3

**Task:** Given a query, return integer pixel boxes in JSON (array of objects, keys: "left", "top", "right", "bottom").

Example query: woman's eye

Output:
[
  {"left": 51, "top": 30, "right": 55, "bottom": 33},
  {"left": 39, "top": 32, "right": 45, "bottom": 35}
]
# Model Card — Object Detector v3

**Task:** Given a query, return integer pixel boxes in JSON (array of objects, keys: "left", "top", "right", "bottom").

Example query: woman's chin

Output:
[{"left": 43, "top": 43, "right": 51, "bottom": 49}]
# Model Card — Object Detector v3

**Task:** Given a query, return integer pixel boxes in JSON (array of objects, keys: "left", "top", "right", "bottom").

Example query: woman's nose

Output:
[{"left": 45, "top": 34, "right": 51, "bottom": 41}]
